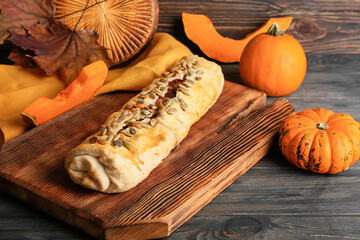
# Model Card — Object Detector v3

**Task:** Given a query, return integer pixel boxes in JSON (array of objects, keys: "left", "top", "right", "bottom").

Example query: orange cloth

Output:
[{"left": 0, "top": 33, "right": 192, "bottom": 144}]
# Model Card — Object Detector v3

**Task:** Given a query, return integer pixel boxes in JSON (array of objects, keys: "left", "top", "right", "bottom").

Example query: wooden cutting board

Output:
[{"left": 0, "top": 81, "right": 294, "bottom": 240}]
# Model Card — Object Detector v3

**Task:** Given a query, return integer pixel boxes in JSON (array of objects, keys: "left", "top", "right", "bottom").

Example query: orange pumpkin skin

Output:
[
  {"left": 279, "top": 108, "right": 360, "bottom": 174},
  {"left": 182, "top": 13, "right": 292, "bottom": 63},
  {"left": 22, "top": 60, "right": 108, "bottom": 125},
  {"left": 239, "top": 28, "right": 307, "bottom": 97}
]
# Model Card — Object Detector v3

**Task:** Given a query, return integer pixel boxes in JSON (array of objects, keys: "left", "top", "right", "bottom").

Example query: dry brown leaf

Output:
[
  {"left": 9, "top": 21, "right": 110, "bottom": 84},
  {"left": 8, "top": 47, "right": 36, "bottom": 67},
  {"left": 0, "top": 0, "right": 55, "bottom": 43}
]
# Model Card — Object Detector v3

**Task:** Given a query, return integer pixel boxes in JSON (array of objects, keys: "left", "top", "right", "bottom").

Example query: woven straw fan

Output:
[{"left": 54, "top": 0, "right": 159, "bottom": 66}]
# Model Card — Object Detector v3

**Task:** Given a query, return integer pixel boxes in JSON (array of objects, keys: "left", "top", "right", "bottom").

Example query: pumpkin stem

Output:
[
  {"left": 268, "top": 22, "right": 285, "bottom": 36},
  {"left": 317, "top": 123, "right": 330, "bottom": 130}
]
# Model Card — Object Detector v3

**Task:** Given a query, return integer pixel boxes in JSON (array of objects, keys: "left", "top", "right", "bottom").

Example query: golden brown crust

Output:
[{"left": 65, "top": 55, "right": 224, "bottom": 193}]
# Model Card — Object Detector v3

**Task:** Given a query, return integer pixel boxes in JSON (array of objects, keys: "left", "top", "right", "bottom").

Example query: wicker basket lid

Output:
[{"left": 54, "top": 0, "right": 159, "bottom": 66}]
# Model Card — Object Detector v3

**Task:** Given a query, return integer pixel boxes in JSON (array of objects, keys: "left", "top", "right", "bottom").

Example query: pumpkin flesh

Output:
[
  {"left": 182, "top": 13, "right": 292, "bottom": 63},
  {"left": 22, "top": 60, "right": 108, "bottom": 125}
]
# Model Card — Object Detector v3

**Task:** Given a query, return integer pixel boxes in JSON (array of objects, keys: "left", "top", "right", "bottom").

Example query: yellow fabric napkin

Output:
[
  {"left": 0, "top": 33, "right": 192, "bottom": 144},
  {"left": 0, "top": 66, "right": 66, "bottom": 144},
  {"left": 97, "top": 33, "right": 192, "bottom": 94}
]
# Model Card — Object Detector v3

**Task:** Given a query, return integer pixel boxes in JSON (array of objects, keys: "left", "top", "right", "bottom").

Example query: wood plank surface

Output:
[
  {"left": 158, "top": 0, "right": 360, "bottom": 55},
  {"left": 0, "top": 62, "right": 358, "bottom": 238},
  {"left": 1, "top": 0, "right": 359, "bottom": 60},
  {"left": 0, "top": 82, "right": 298, "bottom": 240}
]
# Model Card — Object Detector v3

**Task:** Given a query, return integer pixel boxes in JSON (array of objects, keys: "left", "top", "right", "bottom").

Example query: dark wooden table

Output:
[{"left": 1, "top": 1, "right": 359, "bottom": 239}]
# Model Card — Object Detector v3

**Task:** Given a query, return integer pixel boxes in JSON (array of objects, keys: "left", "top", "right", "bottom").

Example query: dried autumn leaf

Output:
[
  {"left": 9, "top": 21, "right": 110, "bottom": 84},
  {"left": 0, "top": 0, "right": 55, "bottom": 43},
  {"left": 8, "top": 46, "right": 35, "bottom": 67}
]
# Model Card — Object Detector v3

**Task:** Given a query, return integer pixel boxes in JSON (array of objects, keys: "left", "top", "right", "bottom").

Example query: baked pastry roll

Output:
[{"left": 65, "top": 55, "right": 224, "bottom": 193}]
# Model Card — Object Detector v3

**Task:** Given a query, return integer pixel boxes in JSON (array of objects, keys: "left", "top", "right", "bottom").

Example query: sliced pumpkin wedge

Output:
[
  {"left": 182, "top": 13, "right": 292, "bottom": 63},
  {"left": 22, "top": 60, "right": 108, "bottom": 126}
]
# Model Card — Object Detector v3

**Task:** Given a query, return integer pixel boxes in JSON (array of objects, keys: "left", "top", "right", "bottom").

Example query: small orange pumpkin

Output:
[
  {"left": 279, "top": 108, "right": 360, "bottom": 174},
  {"left": 239, "top": 22, "right": 307, "bottom": 97}
]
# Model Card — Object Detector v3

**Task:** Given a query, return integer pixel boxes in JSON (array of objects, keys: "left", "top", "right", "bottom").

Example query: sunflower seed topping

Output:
[
  {"left": 89, "top": 137, "right": 98, "bottom": 144},
  {"left": 141, "top": 110, "right": 150, "bottom": 116},
  {"left": 98, "top": 138, "right": 108, "bottom": 145},
  {"left": 121, "top": 131, "right": 133, "bottom": 137},
  {"left": 167, "top": 108, "right": 177, "bottom": 115},
  {"left": 132, "top": 110, "right": 140, "bottom": 118},
  {"left": 169, "top": 72, "right": 178, "bottom": 78},
  {"left": 117, "top": 116, "right": 126, "bottom": 123},
  {"left": 111, "top": 121, "right": 119, "bottom": 128},
  {"left": 116, "top": 132, "right": 131, "bottom": 141},
  {"left": 192, "top": 62, "right": 200, "bottom": 69},
  {"left": 159, "top": 78, "right": 168, "bottom": 83},
  {"left": 129, "top": 122, "right": 142, "bottom": 129},
  {"left": 184, "top": 79, "right": 195, "bottom": 85},
  {"left": 106, "top": 126, "right": 116, "bottom": 136},
  {"left": 180, "top": 104, "right": 186, "bottom": 112},
  {"left": 137, "top": 99, "right": 145, "bottom": 104},
  {"left": 100, "top": 127, "right": 107, "bottom": 136},
  {"left": 187, "top": 68, "right": 194, "bottom": 76},
  {"left": 116, "top": 110, "right": 131, "bottom": 122},
  {"left": 142, "top": 118, "right": 151, "bottom": 123},
  {"left": 150, "top": 118, "right": 156, "bottom": 126},
  {"left": 179, "top": 87, "right": 190, "bottom": 96},
  {"left": 140, "top": 122, "right": 151, "bottom": 128},
  {"left": 122, "top": 141, "right": 133, "bottom": 151},
  {"left": 169, "top": 67, "right": 177, "bottom": 72},
  {"left": 105, "top": 56, "right": 204, "bottom": 149},
  {"left": 179, "top": 84, "right": 188, "bottom": 89},
  {"left": 129, "top": 128, "right": 136, "bottom": 135},
  {"left": 162, "top": 71, "right": 170, "bottom": 77},
  {"left": 149, "top": 92, "right": 156, "bottom": 99},
  {"left": 182, "top": 82, "right": 191, "bottom": 88},
  {"left": 168, "top": 98, "right": 175, "bottom": 107},
  {"left": 179, "top": 98, "right": 188, "bottom": 108},
  {"left": 112, "top": 139, "right": 122, "bottom": 148},
  {"left": 181, "top": 61, "right": 187, "bottom": 68},
  {"left": 155, "top": 88, "right": 164, "bottom": 96},
  {"left": 125, "top": 104, "right": 136, "bottom": 110},
  {"left": 163, "top": 99, "right": 173, "bottom": 108}
]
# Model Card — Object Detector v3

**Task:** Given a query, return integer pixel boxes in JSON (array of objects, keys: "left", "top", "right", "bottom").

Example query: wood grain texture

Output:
[
  {"left": 1, "top": 0, "right": 359, "bottom": 59},
  {"left": 0, "top": 82, "right": 298, "bottom": 240},
  {"left": 158, "top": 0, "right": 360, "bottom": 55},
  {"left": 168, "top": 152, "right": 360, "bottom": 240},
  {"left": 270, "top": 54, "right": 360, "bottom": 121},
  {"left": 0, "top": 53, "right": 358, "bottom": 239}
]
